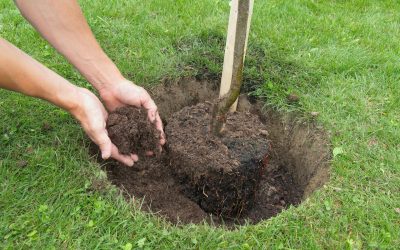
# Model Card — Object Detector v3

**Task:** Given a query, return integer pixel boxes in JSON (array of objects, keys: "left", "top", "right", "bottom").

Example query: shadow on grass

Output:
[{"left": 173, "top": 30, "right": 321, "bottom": 96}]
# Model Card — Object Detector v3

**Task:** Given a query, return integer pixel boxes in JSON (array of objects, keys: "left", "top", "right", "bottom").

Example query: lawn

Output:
[{"left": 1, "top": 0, "right": 399, "bottom": 249}]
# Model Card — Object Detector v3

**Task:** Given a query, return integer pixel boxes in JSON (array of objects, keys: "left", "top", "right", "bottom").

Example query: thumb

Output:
[{"left": 96, "top": 130, "right": 112, "bottom": 160}]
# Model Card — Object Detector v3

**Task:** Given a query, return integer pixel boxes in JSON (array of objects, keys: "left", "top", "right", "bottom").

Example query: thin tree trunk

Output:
[{"left": 211, "top": 0, "right": 252, "bottom": 135}]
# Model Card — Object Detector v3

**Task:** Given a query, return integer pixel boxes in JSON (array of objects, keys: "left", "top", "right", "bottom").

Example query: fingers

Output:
[
  {"left": 138, "top": 88, "right": 159, "bottom": 123},
  {"left": 138, "top": 87, "right": 157, "bottom": 114},
  {"left": 154, "top": 112, "right": 166, "bottom": 145},
  {"left": 95, "top": 129, "right": 112, "bottom": 160},
  {"left": 130, "top": 153, "right": 139, "bottom": 162},
  {"left": 76, "top": 87, "right": 138, "bottom": 167},
  {"left": 138, "top": 87, "right": 166, "bottom": 146},
  {"left": 110, "top": 144, "right": 135, "bottom": 167},
  {"left": 94, "top": 128, "right": 137, "bottom": 167},
  {"left": 110, "top": 82, "right": 166, "bottom": 152},
  {"left": 147, "top": 109, "right": 166, "bottom": 150}
]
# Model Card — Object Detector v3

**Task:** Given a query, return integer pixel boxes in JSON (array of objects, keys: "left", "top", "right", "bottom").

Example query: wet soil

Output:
[{"left": 98, "top": 78, "right": 331, "bottom": 226}]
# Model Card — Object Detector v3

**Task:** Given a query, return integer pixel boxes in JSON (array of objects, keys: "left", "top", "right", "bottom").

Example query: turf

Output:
[{"left": 1, "top": 0, "right": 399, "bottom": 248}]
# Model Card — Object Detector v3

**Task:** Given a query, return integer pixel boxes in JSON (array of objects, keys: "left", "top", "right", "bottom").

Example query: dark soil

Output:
[
  {"left": 166, "top": 103, "right": 270, "bottom": 218},
  {"left": 97, "top": 79, "right": 331, "bottom": 226},
  {"left": 102, "top": 100, "right": 302, "bottom": 225},
  {"left": 105, "top": 151, "right": 302, "bottom": 226},
  {"left": 106, "top": 106, "right": 160, "bottom": 156},
  {"left": 106, "top": 156, "right": 209, "bottom": 224}
]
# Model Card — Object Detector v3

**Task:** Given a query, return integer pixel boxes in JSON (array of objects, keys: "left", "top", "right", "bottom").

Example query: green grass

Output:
[{"left": 1, "top": 0, "right": 399, "bottom": 248}]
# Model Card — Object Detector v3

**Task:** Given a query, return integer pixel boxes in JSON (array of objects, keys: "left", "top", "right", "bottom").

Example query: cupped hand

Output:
[
  {"left": 71, "top": 87, "right": 138, "bottom": 166},
  {"left": 98, "top": 79, "right": 166, "bottom": 147}
]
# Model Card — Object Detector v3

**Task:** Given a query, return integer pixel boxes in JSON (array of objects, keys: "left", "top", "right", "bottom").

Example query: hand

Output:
[
  {"left": 70, "top": 87, "right": 138, "bottom": 166},
  {"left": 98, "top": 79, "right": 166, "bottom": 148}
]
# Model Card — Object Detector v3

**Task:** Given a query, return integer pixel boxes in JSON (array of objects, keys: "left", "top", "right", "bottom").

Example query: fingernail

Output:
[
  {"left": 102, "top": 153, "right": 109, "bottom": 160},
  {"left": 131, "top": 154, "right": 139, "bottom": 162}
]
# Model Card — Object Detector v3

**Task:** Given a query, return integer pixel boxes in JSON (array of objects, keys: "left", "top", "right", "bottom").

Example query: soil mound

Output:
[
  {"left": 107, "top": 106, "right": 160, "bottom": 156},
  {"left": 96, "top": 79, "right": 331, "bottom": 226},
  {"left": 166, "top": 102, "right": 270, "bottom": 217}
]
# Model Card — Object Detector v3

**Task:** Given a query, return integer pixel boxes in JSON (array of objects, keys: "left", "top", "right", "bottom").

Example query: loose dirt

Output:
[
  {"left": 107, "top": 106, "right": 160, "bottom": 156},
  {"left": 98, "top": 78, "right": 331, "bottom": 226},
  {"left": 167, "top": 102, "right": 270, "bottom": 218}
]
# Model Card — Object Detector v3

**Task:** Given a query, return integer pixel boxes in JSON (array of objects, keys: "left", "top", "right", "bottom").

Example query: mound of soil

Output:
[
  {"left": 166, "top": 103, "right": 270, "bottom": 218},
  {"left": 107, "top": 106, "right": 160, "bottom": 156},
  {"left": 96, "top": 79, "right": 330, "bottom": 226}
]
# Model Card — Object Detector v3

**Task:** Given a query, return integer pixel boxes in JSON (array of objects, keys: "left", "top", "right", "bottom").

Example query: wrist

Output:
[
  {"left": 57, "top": 86, "right": 83, "bottom": 118},
  {"left": 97, "top": 77, "right": 129, "bottom": 101},
  {"left": 65, "top": 87, "right": 101, "bottom": 125},
  {"left": 81, "top": 57, "right": 125, "bottom": 92},
  {"left": 36, "top": 77, "right": 82, "bottom": 116}
]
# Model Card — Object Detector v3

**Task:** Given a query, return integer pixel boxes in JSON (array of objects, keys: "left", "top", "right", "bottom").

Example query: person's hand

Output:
[
  {"left": 98, "top": 79, "right": 166, "bottom": 148},
  {"left": 70, "top": 87, "right": 138, "bottom": 166}
]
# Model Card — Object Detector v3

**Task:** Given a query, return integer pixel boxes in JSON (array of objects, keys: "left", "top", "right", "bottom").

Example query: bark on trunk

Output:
[{"left": 211, "top": 0, "right": 251, "bottom": 135}]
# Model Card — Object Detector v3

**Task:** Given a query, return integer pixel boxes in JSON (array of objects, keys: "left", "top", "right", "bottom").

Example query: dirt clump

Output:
[
  {"left": 17, "top": 160, "right": 28, "bottom": 168},
  {"left": 106, "top": 106, "right": 160, "bottom": 156},
  {"left": 166, "top": 102, "right": 270, "bottom": 218}
]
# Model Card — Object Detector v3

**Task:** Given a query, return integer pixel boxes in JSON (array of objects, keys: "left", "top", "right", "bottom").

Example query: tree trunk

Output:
[{"left": 211, "top": 0, "right": 252, "bottom": 135}]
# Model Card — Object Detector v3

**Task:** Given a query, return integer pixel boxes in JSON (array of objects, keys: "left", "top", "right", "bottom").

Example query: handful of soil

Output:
[
  {"left": 166, "top": 102, "right": 270, "bottom": 218},
  {"left": 106, "top": 106, "right": 160, "bottom": 157}
]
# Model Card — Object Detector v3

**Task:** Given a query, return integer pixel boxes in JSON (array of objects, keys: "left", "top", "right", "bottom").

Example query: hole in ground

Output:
[{"left": 98, "top": 78, "right": 331, "bottom": 226}]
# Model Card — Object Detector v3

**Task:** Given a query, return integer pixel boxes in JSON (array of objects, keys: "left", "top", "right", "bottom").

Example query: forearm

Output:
[
  {"left": 14, "top": 0, "right": 123, "bottom": 91},
  {"left": 0, "top": 38, "right": 80, "bottom": 112}
]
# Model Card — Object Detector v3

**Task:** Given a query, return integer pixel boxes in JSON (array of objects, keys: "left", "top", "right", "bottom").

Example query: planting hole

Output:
[{"left": 96, "top": 79, "right": 331, "bottom": 226}]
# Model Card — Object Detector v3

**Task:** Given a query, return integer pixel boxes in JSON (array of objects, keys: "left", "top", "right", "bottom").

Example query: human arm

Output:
[
  {"left": 14, "top": 0, "right": 165, "bottom": 147},
  {"left": 0, "top": 38, "right": 137, "bottom": 166}
]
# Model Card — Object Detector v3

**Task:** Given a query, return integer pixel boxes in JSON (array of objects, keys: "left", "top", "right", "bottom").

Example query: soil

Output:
[
  {"left": 97, "top": 78, "right": 331, "bottom": 226},
  {"left": 105, "top": 156, "right": 209, "bottom": 224},
  {"left": 105, "top": 153, "right": 302, "bottom": 226},
  {"left": 166, "top": 102, "right": 270, "bottom": 218},
  {"left": 106, "top": 106, "right": 160, "bottom": 156}
]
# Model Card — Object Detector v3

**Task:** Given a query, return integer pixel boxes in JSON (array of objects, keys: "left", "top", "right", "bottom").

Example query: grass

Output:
[{"left": 1, "top": 0, "right": 399, "bottom": 248}]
